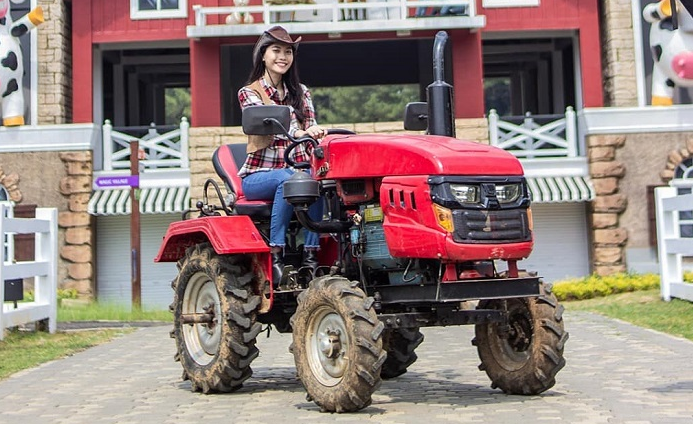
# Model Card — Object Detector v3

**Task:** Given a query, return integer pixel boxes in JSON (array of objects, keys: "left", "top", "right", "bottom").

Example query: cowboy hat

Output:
[{"left": 252, "top": 26, "right": 302, "bottom": 66}]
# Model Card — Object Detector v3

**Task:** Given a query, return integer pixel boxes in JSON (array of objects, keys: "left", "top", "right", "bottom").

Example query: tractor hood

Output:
[{"left": 314, "top": 134, "right": 525, "bottom": 179}]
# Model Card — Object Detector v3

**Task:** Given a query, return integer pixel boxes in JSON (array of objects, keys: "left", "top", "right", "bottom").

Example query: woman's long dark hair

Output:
[{"left": 247, "top": 43, "right": 307, "bottom": 125}]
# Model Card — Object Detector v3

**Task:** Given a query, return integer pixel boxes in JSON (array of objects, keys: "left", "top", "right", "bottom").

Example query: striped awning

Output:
[
  {"left": 87, "top": 187, "right": 190, "bottom": 216},
  {"left": 526, "top": 176, "right": 595, "bottom": 203}
]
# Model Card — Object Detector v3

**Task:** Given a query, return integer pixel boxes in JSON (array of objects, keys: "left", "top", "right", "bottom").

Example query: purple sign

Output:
[{"left": 94, "top": 175, "right": 139, "bottom": 188}]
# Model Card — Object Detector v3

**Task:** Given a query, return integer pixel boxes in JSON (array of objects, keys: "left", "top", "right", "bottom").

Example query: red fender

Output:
[{"left": 155, "top": 215, "right": 273, "bottom": 310}]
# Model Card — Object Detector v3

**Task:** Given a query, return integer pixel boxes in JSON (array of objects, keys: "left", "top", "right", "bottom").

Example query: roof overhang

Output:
[
  {"left": 521, "top": 157, "right": 595, "bottom": 203},
  {"left": 87, "top": 187, "right": 191, "bottom": 216},
  {"left": 526, "top": 176, "right": 594, "bottom": 203}
]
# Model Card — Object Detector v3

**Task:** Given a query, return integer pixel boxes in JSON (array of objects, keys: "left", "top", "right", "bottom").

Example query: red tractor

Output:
[{"left": 155, "top": 32, "right": 567, "bottom": 413}]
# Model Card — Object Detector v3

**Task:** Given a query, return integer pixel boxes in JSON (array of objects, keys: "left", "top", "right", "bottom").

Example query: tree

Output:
[{"left": 312, "top": 84, "right": 419, "bottom": 124}]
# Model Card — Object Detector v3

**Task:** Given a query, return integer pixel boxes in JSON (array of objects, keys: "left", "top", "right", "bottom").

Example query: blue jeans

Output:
[{"left": 242, "top": 169, "right": 323, "bottom": 249}]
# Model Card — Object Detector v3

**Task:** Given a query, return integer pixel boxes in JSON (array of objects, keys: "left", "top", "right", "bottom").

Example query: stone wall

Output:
[
  {"left": 600, "top": 0, "right": 638, "bottom": 107},
  {"left": 189, "top": 118, "right": 490, "bottom": 200},
  {"left": 57, "top": 152, "right": 93, "bottom": 296},
  {"left": 588, "top": 135, "right": 628, "bottom": 275},
  {"left": 37, "top": 0, "right": 72, "bottom": 124}
]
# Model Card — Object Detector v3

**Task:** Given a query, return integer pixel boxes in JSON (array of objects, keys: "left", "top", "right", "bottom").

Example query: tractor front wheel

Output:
[
  {"left": 473, "top": 291, "right": 568, "bottom": 395},
  {"left": 290, "top": 276, "right": 387, "bottom": 412},
  {"left": 171, "top": 244, "right": 262, "bottom": 393}
]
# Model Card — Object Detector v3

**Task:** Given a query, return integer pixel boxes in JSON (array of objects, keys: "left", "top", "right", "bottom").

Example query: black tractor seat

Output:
[{"left": 212, "top": 143, "right": 272, "bottom": 220}]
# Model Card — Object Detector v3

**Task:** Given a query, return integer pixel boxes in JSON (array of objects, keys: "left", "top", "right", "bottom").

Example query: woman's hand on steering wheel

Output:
[
  {"left": 294, "top": 125, "right": 327, "bottom": 140},
  {"left": 284, "top": 127, "right": 357, "bottom": 169}
]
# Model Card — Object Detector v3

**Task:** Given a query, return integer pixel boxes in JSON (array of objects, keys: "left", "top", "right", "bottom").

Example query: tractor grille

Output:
[{"left": 451, "top": 209, "right": 531, "bottom": 243}]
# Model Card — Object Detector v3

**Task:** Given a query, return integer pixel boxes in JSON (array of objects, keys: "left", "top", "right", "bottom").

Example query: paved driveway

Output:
[{"left": 0, "top": 311, "right": 692, "bottom": 424}]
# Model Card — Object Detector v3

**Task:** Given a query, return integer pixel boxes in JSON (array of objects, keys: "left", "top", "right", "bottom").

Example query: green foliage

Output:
[
  {"left": 165, "top": 87, "right": 191, "bottom": 125},
  {"left": 57, "top": 302, "right": 172, "bottom": 322},
  {"left": 0, "top": 329, "right": 129, "bottom": 380},
  {"left": 312, "top": 84, "right": 419, "bottom": 124},
  {"left": 552, "top": 272, "right": 661, "bottom": 301},
  {"left": 566, "top": 289, "right": 693, "bottom": 341},
  {"left": 22, "top": 288, "right": 79, "bottom": 303},
  {"left": 484, "top": 77, "right": 511, "bottom": 116}
]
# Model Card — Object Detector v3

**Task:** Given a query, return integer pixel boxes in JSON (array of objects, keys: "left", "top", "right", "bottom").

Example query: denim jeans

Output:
[{"left": 242, "top": 169, "right": 323, "bottom": 248}]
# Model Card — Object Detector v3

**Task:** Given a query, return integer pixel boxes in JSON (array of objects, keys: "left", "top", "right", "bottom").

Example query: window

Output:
[
  {"left": 130, "top": 0, "right": 187, "bottom": 20},
  {"left": 483, "top": 0, "right": 540, "bottom": 7}
]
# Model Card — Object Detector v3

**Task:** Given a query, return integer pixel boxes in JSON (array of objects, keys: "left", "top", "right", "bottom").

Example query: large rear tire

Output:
[
  {"left": 171, "top": 243, "right": 263, "bottom": 393},
  {"left": 380, "top": 327, "right": 424, "bottom": 379},
  {"left": 290, "top": 276, "right": 387, "bottom": 412},
  {"left": 473, "top": 291, "right": 568, "bottom": 395}
]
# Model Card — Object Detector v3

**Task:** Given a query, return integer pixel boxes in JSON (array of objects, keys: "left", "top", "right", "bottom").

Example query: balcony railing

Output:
[
  {"left": 101, "top": 118, "right": 190, "bottom": 172},
  {"left": 188, "top": 0, "right": 485, "bottom": 38},
  {"left": 488, "top": 107, "right": 578, "bottom": 159}
]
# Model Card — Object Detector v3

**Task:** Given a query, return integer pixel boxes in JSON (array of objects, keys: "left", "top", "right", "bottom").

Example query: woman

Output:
[{"left": 237, "top": 26, "right": 326, "bottom": 285}]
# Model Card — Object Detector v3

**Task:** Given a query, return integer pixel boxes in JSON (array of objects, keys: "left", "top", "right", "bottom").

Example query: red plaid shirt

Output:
[{"left": 237, "top": 77, "right": 318, "bottom": 177}]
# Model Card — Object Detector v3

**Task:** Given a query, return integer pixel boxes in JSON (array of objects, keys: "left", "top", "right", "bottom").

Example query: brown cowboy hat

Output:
[{"left": 252, "top": 26, "right": 302, "bottom": 66}]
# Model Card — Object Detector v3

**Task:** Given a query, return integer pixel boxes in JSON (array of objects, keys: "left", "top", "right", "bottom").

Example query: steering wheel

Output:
[{"left": 284, "top": 129, "right": 356, "bottom": 169}]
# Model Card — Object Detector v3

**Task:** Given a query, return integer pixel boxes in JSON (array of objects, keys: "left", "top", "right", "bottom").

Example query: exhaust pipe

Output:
[{"left": 427, "top": 31, "right": 455, "bottom": 137}]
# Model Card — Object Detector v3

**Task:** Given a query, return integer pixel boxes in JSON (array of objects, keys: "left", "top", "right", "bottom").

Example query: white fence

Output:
[
  {"left": 655, "top": 186, "right": 693, "bottom": 302},
  {"left": 0, "top": 205, "right": 58, "bottom": 340},
  {"left": 193, "top": 0, "right": 475, "bottom": 26},
  {"left": 102, "top": 118, "right": 190, "bottom": 172},
  {"left": 488, "top": 107, "right": 578, "bottom": 159}
]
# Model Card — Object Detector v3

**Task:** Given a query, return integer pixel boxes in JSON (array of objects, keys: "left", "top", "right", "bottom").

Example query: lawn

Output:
[
  {"left": 0, "top": 328, "right": 132, "bottom": 380},
  {"left": 564, "top": 289, "right": 693, "bottom": 341}
]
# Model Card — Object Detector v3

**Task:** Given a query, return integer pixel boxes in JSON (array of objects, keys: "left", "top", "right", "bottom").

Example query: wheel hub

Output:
[
  {"left": 319, "top": 328, "right": 343, "bottom": 359},
  {"left": 181, "top": 273, "right": 222, "bottom": 366},
  {"left": 307, "top": 308, "right": 349, "bottom": 386}
]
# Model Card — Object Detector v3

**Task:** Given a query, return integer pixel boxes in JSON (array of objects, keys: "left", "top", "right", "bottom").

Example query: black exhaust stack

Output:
[{"left": 427, "top": 31, "right": 455, "bottom": 137}]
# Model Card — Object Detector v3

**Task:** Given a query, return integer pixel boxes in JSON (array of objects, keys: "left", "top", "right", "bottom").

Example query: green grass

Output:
[
  {"left": 58, "top": 302, "right": 172, "bottom": 322},
  {"left": 564, "top": 289, "right": 693, "bottom": 341},
  {"left": 0, "top": 329, "right": 132, "bottom": 380}
]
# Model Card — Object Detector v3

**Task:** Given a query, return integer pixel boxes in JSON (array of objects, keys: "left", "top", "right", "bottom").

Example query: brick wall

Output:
[{"left": 37, "top": 0, "right": 72, "bottom": 124}]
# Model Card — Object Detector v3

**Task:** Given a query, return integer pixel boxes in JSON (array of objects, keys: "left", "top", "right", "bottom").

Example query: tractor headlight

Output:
[
  {"left": 449, "top": 184, "right": 479, "bottom": 204},
  {"left": 495, "top": 184, "right": 521, "bottom": 204}
]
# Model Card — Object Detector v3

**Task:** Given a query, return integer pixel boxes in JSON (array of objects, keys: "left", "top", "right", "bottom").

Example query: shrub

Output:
[{"left": 552, "top": 272, "right": 660, "bottom": 301}]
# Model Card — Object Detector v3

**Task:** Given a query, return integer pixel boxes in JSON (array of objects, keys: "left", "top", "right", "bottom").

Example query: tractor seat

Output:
[{"left": 212, "top": 144, "right": 272, "bottom": 219}]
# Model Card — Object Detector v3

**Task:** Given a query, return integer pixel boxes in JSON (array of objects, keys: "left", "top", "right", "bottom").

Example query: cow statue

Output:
[
  {"left": 643, "top": 0, "right": 693, "bottom": 105},
  {"left": 0, "top": 0, "right": 43, "bottom": 126}
]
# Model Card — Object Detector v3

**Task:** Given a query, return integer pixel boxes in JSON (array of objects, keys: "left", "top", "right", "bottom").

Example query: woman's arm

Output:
[{"left": 293, "top": 85, "right": 326, "bottom": 139}]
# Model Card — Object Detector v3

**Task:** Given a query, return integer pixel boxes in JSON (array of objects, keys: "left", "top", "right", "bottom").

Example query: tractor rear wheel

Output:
[
  {"left": 380, "top": 327, "right": 424, "bottom": 379},
  {"left": 473, "top": 291, "right": 568, "bottom": 395},
  {"left": 290, "top": 276, "right": 387, "bottom": 412},
  {"left": 171, "top": 243, "right": 262, "bottom": 393}
]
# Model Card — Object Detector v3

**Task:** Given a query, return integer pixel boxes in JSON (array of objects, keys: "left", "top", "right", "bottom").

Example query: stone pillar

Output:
[
  {"left": 600, "top": 0, "right": 639, "bottom": 107},
  {"left": 58, "top": 152, "right": 93, "bottom": 296},
  {"left": 588, "top": 135, "right": 628, "bottom": 275},
  {"left": 37, "top": 0, "right": 72, "bottom": 124}
]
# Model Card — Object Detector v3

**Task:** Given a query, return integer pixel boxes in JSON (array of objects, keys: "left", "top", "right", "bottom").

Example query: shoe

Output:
[
  {"left": 302, "top": 249, "right": 319, "bottom": 276},
  {"left": 272, "top": 251, "right": 284, "bottom": 286}
]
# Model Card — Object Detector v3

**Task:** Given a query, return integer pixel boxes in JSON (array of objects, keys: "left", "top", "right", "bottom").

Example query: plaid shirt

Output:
[{"left": 237, "top": 77, "right": 318, "bottom": 177}]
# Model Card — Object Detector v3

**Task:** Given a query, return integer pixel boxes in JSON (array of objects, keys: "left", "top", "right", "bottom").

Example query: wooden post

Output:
[{"left": 130, "top": 141, "right": 141, "bottom": 309}]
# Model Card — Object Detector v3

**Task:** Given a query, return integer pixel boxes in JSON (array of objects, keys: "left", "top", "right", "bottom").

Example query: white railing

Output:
[
  {"left": 193, "top": 0, "right": 475, "bottom": 26},
  {"left": 102, "top": 118, "right": 190, "bottom": 172},
  {"left": 655, "top": 186, "right": 693, "bottom": 302},
  {"left": 0, "top": 205, "right": 58, "bottom": 341},
  {"left": 488, "top": 107, "right": 578, "bottom": 159}
]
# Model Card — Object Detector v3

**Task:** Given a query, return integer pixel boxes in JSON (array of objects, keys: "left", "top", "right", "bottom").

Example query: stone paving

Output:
[{"left": 0, "top": 311, "right": 692, "bottom": 423}]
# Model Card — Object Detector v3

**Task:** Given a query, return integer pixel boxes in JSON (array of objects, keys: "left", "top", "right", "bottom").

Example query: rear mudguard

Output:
[{"left": 154, "top": 215, "right": 273, "bottom": 312}]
